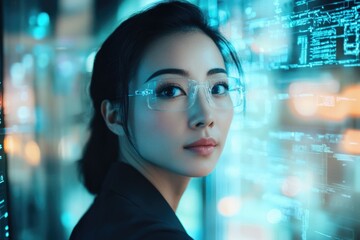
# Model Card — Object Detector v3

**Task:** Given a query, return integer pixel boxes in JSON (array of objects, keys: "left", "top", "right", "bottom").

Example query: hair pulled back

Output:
[{"left": 79, "top": 0, "right": 243, "bottom": 194}]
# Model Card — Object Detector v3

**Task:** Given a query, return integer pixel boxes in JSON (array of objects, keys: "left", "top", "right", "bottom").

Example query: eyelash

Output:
[{"left": 155, "top": 83, "right": 186, "bottom": 97}]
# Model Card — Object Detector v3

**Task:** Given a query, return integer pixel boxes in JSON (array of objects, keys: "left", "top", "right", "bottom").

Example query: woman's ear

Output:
[{"left": 101, "top": 100, "right": 125, "bottom": 136}]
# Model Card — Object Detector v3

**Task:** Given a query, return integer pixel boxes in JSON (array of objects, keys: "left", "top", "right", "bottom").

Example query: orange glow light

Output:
[
  {"left": 4, "top": 135, "right": 21, "bottom": 155},
  {"left": 24, "top": 141, "right": 41, "bottom": 166},
  {"left": 217, "top": 196, "right": 242, "bottom": 217},
  {"left": 340, "top": 129, "right": 360, "bottom": 155},
  {"left": 341, "top": 85, "right": 360, "bottom": 117},
  {"left": 289, "top": 82, "right": 360, "bottom": 121}
]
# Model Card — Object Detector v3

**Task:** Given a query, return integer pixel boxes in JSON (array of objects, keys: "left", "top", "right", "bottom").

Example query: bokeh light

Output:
[{"left": 217, "top": 196, "right": 241, "bottom": 217}]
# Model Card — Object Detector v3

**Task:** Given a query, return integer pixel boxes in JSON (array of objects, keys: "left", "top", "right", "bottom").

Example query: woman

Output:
[{"left": 70, "top": 1, "right": 244, "bottom": 239}]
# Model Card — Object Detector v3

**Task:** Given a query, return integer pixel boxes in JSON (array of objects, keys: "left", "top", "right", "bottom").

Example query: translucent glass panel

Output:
[{"left": 205, "top": 0, "right": 360, "bottom": 239}]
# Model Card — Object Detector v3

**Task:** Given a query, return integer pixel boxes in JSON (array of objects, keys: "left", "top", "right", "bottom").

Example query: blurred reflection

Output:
[
  {"left": 4, "top": 0, "right": 93, "bottom": 239},
  {"left": 205, "top": 0, "right": 360, "bottom": 240},
  {"left": 217, "top": 196, "right": 242, "bottom": 217},
  {"left": 289, "top": 80, "right": 360, "bottom": 121},
  {"left": 341, "top": 129, "right": 360, "bottom": 154},
  {"left": 3, "top": 0, "right": 202, "bottom": 239}
]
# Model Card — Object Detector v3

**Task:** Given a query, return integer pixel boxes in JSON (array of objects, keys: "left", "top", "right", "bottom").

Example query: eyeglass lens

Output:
[{"left": 146, "top": 77, "right": 243, "bottom": 111}]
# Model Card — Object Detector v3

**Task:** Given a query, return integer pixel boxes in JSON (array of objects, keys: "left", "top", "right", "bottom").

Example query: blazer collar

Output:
[{"left": 101, "top": 161, "right": 187, "bottom": 232}]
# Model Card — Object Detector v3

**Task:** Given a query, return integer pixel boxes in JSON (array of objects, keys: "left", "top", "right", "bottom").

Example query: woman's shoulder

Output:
[
  {"left": 69, "top": 162, "right": 193, "bottom": 239},
  {"left": 69, "top": 195, "right": 193, "bottom": 240}
]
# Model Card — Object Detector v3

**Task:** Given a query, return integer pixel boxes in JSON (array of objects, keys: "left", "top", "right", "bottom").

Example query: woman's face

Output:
[{"left": 128, "top": 30, "right": 233, "bottom": 177}]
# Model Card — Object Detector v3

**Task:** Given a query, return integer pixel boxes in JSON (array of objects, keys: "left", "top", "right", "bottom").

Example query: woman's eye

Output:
[
  {"left": 156, "top": 86, "right": 185, "bottom": 98},
  {"left": 211, "top": 83, "right": 229, "bottom": 95}
]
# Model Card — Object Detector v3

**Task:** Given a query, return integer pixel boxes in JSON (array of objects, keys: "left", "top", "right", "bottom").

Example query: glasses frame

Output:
[{"left": 127, "top": 76, "right": 245, "bottom": 111}]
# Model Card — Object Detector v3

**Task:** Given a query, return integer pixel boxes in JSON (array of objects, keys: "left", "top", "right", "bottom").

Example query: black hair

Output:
[{"left": 78, "top": 0, "right": 243, "bottom": 194}]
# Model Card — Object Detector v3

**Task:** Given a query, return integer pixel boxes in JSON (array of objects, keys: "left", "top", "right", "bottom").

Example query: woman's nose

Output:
[{"left": 188, "top": 89, "right": 215, "bottom": 129}]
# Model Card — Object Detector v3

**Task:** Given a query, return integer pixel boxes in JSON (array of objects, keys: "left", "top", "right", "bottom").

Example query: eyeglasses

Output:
[{"left": 128, "top": 76, "right": 245, "bottom": 112}]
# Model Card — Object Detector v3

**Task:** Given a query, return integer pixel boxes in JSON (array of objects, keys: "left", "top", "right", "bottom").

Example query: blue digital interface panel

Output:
[
  {"left": 239, "top": 0, "right": 360, "bottom": 70},
  {"left": 0, "top": 170, "right": 10, "bottom": 239},
  {"left": 0, "top": 1, "right": 10, "bottom": 238},
  {"left": 207, "top": 1, "right": 360, "bottom": 239}
]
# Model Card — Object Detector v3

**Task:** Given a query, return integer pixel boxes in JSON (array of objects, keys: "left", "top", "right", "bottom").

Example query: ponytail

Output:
[
  {"left": 78, "top": 111, "right": 119, "bottom": 195},
  {"left": 77, "top": 23, "right": 125, "bottom": 195}
]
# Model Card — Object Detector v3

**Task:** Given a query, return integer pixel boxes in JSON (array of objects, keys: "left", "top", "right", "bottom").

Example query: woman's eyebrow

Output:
[
  {"left": 145, "top": 67, "right": 228, "bottom": 82},
  {"left": 146, "top": 68, "right": 188, "bottom": 82},
  {"left": 207, "top": 68, "right": 227, "bottom": 75}
]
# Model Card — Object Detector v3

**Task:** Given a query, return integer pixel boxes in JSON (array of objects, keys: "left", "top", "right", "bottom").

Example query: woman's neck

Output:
[
  {"left": 134, "top": 161, "right": 191, "bottom": 211},
  {"left": 119, "top": 135, "right": 190, "bottom": 211}
]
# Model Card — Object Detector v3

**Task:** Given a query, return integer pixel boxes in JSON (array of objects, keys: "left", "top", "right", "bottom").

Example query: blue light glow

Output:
[{"left": 37, "top": 12, "right": 50, "bottom": 27}]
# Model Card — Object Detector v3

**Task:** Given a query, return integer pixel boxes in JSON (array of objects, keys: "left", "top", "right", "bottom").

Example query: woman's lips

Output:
[{"left": 184, "top": 138, "right": 217, "bottom": 156}]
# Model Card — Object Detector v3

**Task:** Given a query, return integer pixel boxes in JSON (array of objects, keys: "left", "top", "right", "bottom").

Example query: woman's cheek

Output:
[
  {"left": 136, "top": 112, "right": 183, "bottom": 141},
  {"left": 135, "top": 113, "right": 185, "bottom": 159},
  {"left": 150, "top": 113, "right": 184, "bottom": 133}
]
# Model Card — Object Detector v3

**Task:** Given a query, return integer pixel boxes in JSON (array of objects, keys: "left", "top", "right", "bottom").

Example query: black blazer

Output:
[{"left": 70, "top": 162, "right": 193, "bottom": 240}]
